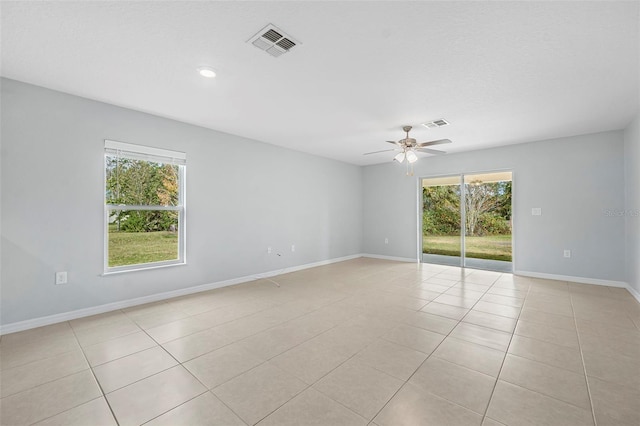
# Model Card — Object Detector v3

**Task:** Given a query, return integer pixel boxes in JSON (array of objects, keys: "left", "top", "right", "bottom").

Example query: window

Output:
[{"left": 104, "top": 140, "right": 186, "bottom": 273}]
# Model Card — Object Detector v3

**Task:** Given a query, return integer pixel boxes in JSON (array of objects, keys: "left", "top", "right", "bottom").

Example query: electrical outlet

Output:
[
  {"left": 267, "top": 246, "right": 272, "bottom": 254},
  {"left": 384, "top": 238, "right": 389, "bottom": 244},
  {"left": 55, "top": 271, "right": 67, "bottom": 285},
  {"left": 291, "top": 245, "right": 295, "bottom": 252},
  {"left": 532, "top": 208, "right": 542, "bottom": 216},
  {"left": 564, "top": 250, "right": 571, "bottom": 258}
]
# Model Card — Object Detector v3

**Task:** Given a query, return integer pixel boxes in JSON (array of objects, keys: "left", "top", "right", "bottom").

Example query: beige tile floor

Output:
[{"left": 1, "top": 258, "right": 639, "bottom": 425}]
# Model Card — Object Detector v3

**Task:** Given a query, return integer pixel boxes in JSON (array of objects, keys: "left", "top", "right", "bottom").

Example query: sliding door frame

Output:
[{"left": 418, "top": 168, "right": 515, "bottom": 271}]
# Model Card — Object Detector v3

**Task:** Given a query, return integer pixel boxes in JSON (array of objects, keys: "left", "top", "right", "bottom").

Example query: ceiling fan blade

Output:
[
  {"left": 386, "top": 140, "right": 401, "bottom": 146},
  {"left": 417, "top": 139, "right": 452, "bottom": 147},
  {"left": 415, "top": 148, "right": 447, "bottom": 155},
  {"left": 363, "top": 149, "right": 399, "bottom": 155}
]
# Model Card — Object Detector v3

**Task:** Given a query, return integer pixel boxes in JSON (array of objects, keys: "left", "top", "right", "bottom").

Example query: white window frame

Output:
[{"left": 104, "top": 140, "right": 186, "bottom": 274}]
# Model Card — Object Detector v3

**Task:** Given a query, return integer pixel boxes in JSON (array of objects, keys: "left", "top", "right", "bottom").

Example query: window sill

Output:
[{"left": 102, "top": 261, "right": 187, "bottom": 276}]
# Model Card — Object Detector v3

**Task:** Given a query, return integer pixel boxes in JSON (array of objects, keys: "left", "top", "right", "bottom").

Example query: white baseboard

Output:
[
  {"left": 4, "top": 257, "right": 636, "bottom": 335},
  {"left": 362, "top": 253, "right": 419, "bottom": 263},
  {"left": 625, "top": 284, "right": 640, "bottom": 304},
  {"left": 514, "top": 270, "right": 627, "bottom": 288},
  {"left": 514, "top": 270, "right": 640, "bottom": 304},
  {"left": 259, "top": 254, "right": 363, "bottom": 277},
  {"left": 0, "top": 254, "right": 363, "bottom": 335}
]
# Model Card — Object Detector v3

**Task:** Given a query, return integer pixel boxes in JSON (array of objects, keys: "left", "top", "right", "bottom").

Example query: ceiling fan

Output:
[{"left": 364, "top": 125, "right": 452, "bottom": 175}]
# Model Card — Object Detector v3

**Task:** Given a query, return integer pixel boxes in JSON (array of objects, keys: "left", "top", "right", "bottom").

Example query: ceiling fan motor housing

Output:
[{"left": 400, "top": 126, "right": 416, "bottom": 147}]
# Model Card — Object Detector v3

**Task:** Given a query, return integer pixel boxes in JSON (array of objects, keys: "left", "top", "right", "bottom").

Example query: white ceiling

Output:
[{"left": 1, "top": 1, "right": 638, "bottom": 166}]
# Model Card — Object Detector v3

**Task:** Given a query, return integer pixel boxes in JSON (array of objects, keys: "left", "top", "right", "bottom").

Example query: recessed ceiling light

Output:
[{"left": 197, "top": 67, "right": 216, "bottom": 78}]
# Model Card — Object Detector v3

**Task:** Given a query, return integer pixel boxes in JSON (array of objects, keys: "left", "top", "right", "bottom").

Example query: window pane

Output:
[
  {"left": 108, "top": 210, "right": 179, "bottom": 267},
  {"left": 463, "top": 172, "right": 512, "bottom": 263},
  {"left": 106, "top": 156, "right": 180, "bottom": 206},
  {"left": 422, "top": 177, "right": 462, "bottom": 265}
]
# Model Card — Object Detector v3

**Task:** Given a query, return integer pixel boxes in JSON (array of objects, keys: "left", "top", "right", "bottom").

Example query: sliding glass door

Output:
[
  {"left": 421, "top": 176, "right": 462, "bottom": 266},
  {"left": 421, "top": 171, "right": 512, "bottom": 272},
  {"left": 463, "top": 172, "right": 512, "bottom": 271}
]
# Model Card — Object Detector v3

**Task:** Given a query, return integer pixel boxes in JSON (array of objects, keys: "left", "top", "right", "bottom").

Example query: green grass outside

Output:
[
  {"left": 108, "top": 228, "right": 178, "bottom": 267},
  {"left": 423, "top": 234, "right": 512, "bottom": 261}
]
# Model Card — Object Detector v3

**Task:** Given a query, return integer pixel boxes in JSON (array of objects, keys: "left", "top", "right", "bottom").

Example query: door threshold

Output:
[{"left": 422, "top": 254, "right": 512, "bottom": 273}]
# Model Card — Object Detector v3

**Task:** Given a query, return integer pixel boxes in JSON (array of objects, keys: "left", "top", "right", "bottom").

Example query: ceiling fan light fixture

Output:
[
  {"left": 362, "top": 125, "right": 451, "bottom": 170},
  {"left": 394, "top": 152, "right": 406, "bottom": 163}
]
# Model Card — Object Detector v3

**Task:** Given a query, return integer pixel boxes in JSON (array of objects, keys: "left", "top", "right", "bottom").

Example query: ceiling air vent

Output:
[
  {"left": 422, "top": 118, "right": 450, "bottom": 129},
  {"left": 249, "top": 24, "right": 299, "bottom": 58}
]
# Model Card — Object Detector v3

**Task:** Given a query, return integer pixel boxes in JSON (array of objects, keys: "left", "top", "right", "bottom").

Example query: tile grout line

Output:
[
  {"left": 7, "top": 261, "right": 631, "bottom": 425},
  {"left": 0, "top": 335, "right": 86, "bottom": 373},
  {"left": 477, "top": 275, "right": 530, "bottom": 424},
  {"left": 121, "top": 310, "right": 253, "bottom": 425},
  {"left": 482, "top": 280, "right": 605, "bottom": 424},
  {"left": 74, "top": 309, "right": 215, "bottom": 425},
  {"left": 569, "top": 289, "right": 599, "bottom": 426},
  {"left": 0, "top": 276, "right": 361, "bottom": 425},
  {"left": 123, "top": 308, "right": 249, "bottom": 425},
  {"left": 366, "top": 270, "right": 506, "bottom": 423},
  {"left": 246, "top": 263, "right": 415, "bottom": 424},
  {"left": 129, "top": 279, "right": 354, "bottom": 364},
  {"left": 144, "top": 314, "right": 247, "bottom": 425},
  {"left": 251, "top": 363, "right": 363, "bottom": 425},
  {"left": 211, "top": 267, "right": 407, "bottom": 425},
  {"left": 137, "top": 390, "right": 211, "bottom": 426},
  {"left": 68, "top": 316, "right": 122, "bottom": 426},
  {"left": 496, "top": 370, "right": 594, "bottom": 411},
  {"left": 0, "top": 263, "right": 446, "bottom": 424},
  {"left": 247, "top": 262, "right": 448, "bottom": 425},
  {"left": 137, "top": 268, "right": 386, "bottom": 426},
  {"left": 453, "top": 272, "right": 528, "bottom": 421},
  {"left": 232, "top": 263, "right": 449, "bottom": 425},
  {"left": 0, "top": 350, "right": 91, "bottom": 399}
]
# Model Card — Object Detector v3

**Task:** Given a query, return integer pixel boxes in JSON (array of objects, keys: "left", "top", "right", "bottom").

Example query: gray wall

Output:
[
  {"left": 0, "top": 79, "right": 363, "bottom": 325},
  {"left": 363, "top": 131, "right": 627, "bottom": 282},
  {"left": 0, "top": 77, "right": 634, "bottom": 327},
  {"left": 625, "top": 113, "right": 640, "bottom": 293}
]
